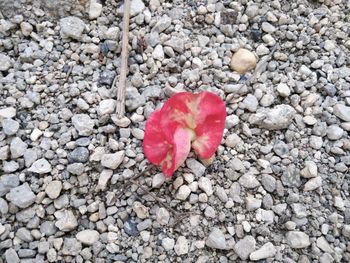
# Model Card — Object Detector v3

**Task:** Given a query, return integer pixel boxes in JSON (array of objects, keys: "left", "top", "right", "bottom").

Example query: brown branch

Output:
[{"left": 115, "top": 0, "right": 131, "bottom": 118}]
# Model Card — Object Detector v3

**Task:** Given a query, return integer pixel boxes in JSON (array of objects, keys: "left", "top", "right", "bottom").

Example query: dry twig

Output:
[{"left": 114, "top": 0, "right": 131, "bottom": 118}]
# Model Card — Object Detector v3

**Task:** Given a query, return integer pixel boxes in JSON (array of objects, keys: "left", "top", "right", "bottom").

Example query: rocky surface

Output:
[{"left": 0, "top": 0, "right": 350, "bottom": 262}]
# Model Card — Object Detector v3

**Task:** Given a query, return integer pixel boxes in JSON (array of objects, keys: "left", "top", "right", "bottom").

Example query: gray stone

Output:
[
  {"left": 250, "top": 242, "right": 277, "bottom": 261},
  {"left": 162, "top": 237, "right": 175, "bottom": 251},
  {"left": 234, "top": 236, "right": 256, "bottom": 260},
  {"left": 304, "top": 176, "right": 322, "bottom": 192},
  {"left": 62, "top": 238, "right": 82, "bottom": 256},
  {"left": 0, "top": 54, "right": 13, "bottom": 71},
  {"left": 176, "top": 185, "right": 191, "bottom": 200},
  {"left": 99, "top": 70, "right": 116, "bottom": 85},
  {"left": 0, "top": 145, "right": 9, "bottom": 160},
  {"left": 72, "top": 114, "right": 95, "bottom": 136},
  {"left": 68, "top": 147, "right": 89, "bottom": 163},
  {"left": 186, "top": 158, "right": 206, "bottom": 177},
  {"left": 164, "top": 36, "right": 184, "bottom": 53},
  {"left": 60, "top": 16, "right": 86, "bottom": 40},
  {"left": 327, "top": 125, "right": 344, "bottom": 140},
  {"left": 246, "top": 196, "right": 262, "bottom": 211},
  {"left": 0, "top": 198, "right": 9, "bottom": 214},
  {"left": 206, "top": 228, "right": 227, "bottom": 250},
  {"left": 156, "top": 207, "right": 170, "bottom": 225},
  {"left": 273, "top": 140, "right": 289, "bottom": 158},
  {"left": 54, "top": 210, "right": 78, "bottom": 231},
  {"left": 3, "top": 161, "right": 19, "bottom": 173},
  {"left": 0, "top": 174, "right": 19, "bottom": 196},
  {"left": 76, "top": 230, "right": 100, "bottom": 245},
  {"left": 261, "top": 174, "right": 276, "bottom": 193},
  {"left": 6, "top": 183, "right": 35, "bottom": 208},
  {"left": 300, "top": 161, "right": 318, "bottom": 178},
  {"left": 2, "top": 119, "right": 19, "bottom": 135},
  {"left": 198, "top": 177, "right": 213, "bottom": 196},
  {"left": 333, "top": 104, "right": 350, "bottom": 122},
  {"left": 281, "top": 164, "right": 301, "bottom": 187},
  {"left": 152, "top": 15, "right": 172, "bottom": 33},
  {"left": 239, "top": 173, "right": 260, "bottom": 188},
  {"left": 5, "top": 248, "right": 20, "bottom": 263},
  {"left": 117, "top": 0, "right": 145, "bottom": 17},
  {"left": 241, "top": 94, "right": 258, "bottom": 112},
  {"left": 286, "top": 231, "right": 310, "bottom": 248},
  {"left": 126, "top": 87, "right": 145, "bottom": 111},
  {"left": 137, "top": 219, "right": 152, "bottom": 231},
  {"left": 89, "top": 0, "right": 102, "bottom": 19},
  {"left": 0, "top": 107, "right": 16, "bottom": 121},
  {"left": 10, "top": 137, "right": 27, "bottom": 158},
  {"left": 101, "top": 151, "right": 125, "bottom": 169},
  {"left": 67, "top": 163, "right": 85, "bottom": 175},
  {"left": 40, "top": 221, "right": 57, "bottom": 236},
  {"left": 152, "top": 173, "right": 165, "bottom": 188},
  {"left": 45, "top": 181, "right": 62, "bottom": 199},
  {"left": 28, "top": 158, "right": 52, "bottom": 174},
  {"left": 96, "top": 169, "right": 113, "bottom": 191},
  {"left": 174, "top": 236, "right": 188, "bottom": 255},
  {"left": 16, "top": 227, "right": 33, "bottom": 242},
  {"left": 249, "top": 105, "right": 296, "bottom": 130},
  {"left": 97, "top": 99, "right": 116, "bottom": 116},
  {"left": 24, "top": 149, "right": 38, "bottom": 167}
]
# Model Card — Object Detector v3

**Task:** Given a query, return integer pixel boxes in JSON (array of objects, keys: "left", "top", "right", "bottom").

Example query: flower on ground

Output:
[{"left": 143, "top": 91, "right": 226, "bottom": 177}]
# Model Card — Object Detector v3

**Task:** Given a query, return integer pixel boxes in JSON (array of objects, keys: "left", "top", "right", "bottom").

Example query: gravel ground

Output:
[{"left": 1, "top": 0, "right": 350, "bottom": 262}]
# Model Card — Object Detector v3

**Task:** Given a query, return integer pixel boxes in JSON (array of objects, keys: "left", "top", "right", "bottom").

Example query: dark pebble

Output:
[
  {"left": 124, "top": 219, "right": 139, "bottom": 236},
  {"left": 99, "top": 70, "right": 116, "bottom": 86},
  {"left": 68, "top": 147, "right": 89, "bottom": 163}
]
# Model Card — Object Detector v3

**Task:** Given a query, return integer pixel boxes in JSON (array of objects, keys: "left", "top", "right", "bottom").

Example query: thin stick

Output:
[{"left": 115, "top": 0, "right": 131, "bottom": 118}]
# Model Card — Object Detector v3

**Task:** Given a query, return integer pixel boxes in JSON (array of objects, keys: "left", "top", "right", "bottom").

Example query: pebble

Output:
[
  {"left": 28, "top": 158, "right": 52, "bottom": 174},
  {"left": 249, "top": 105, "right": 296, "bottom": 130},
  {"left": 230, "top": 48, "right": 257, "bottom": 74},
  {"left": 250, "top": 242, "right": 276, "bottom": 261},
  {"left": 277, "top": 83, "right": 291, "bottom": 97},
  {"left": 2, "top": 119, "right": 19, "bottom": 135},
  {"left": 54, "top": 210, "right": 78, "bottom": 231},
  {"left": 0, "top": 107, "right": 16, "bottom": 120},
  {"left": 176, "top": 185, "right": 191, "bottom": 200},
  {"left": 132, "top": 201, "right": 149, "bottom": 219},
  {"left": 101, "top": 151, "right": 125, "bottom": 169},
  {"left": 10, "top": 137, "right": 27, "bottom": 158},
  {"left": 5, "top": 248, "right": 19, "bottom": 263},
  {"left": 326, "top": 125, "right": 344, "bottom": 140},
  {"left": 300, "top": 161, "right": 318, "bottom": 178},
  {"left": 0, "top": 174, "right": 19, "bottom": 196},
  {"left": 162, "top": 237, "right": 175, "bottom": 251},
  {"left": 198, "top": 177, "right": 213, "bottom": 196},
  {"left": 0, "top": 54, "right": 13, "bottom": 71},
  {"left": 286, "top": 231, "right": 310, "bottom": 248},
  {"left": 89, "top": 0, "right": 103, "bottom": 19},
  {"left": 97, "top": 99, "right": 116, "bottom": 116},
  {"left": 304, "top": 176, "right": 322, "bottom": 191},
  {"left": 234, "top": 235, "right": 256, "bottom": 260},
  {"left": 174, "top": 236, "right": 189, "bottom": 255},
  {"left": 76, "top": 230, "right": 100, "bottom": 245},
  {"left": 206, "top": 228, "right": 227, "bottom": 250},
  {"left": 186, "top": 158, "right": 206, "bottom": 177},
  {"left": 156, "top": 207, "right": 170, "bottom": 225},
  {"left": 72, "top": 114, "right": 95, "bottom": 136},
  {"left": 45, "top": 180, "right": 62, "bottom": 199},
  {"left": 96, "top": 169, "right": 113, "bottom": 191},
  {"left": 60, "top": 16, "right": 86, "bottom": 40},
  {"left": 152, "top": 44, "right": 164, "bottom": 60},
  {"left": 273, "top": 140, "right": 289, "bottom": 158},
  {"left": 6, "top": 183, "right": 35, "bottom": 208},
  {"left": 152, "top": 173, "right": 165, "bottom": 188},
  {"left": 117, "top": 0, "right": 145, "bottom": 17},
  {"left": 68, "top": 147, "right": 89, "bottom": 163},
  {"left": 239, "top": 173, "right": 260, "bottom": 188},
  {"left": 333, "top": 104, "right": 350, "bottom": 122}
]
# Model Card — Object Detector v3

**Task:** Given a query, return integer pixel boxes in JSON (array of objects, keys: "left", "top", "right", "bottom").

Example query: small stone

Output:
[
  {"left": 241, "top": 94, "right": 258, "bottom": 112},
  {"left": 152, "top": 15, "right": 172, "bottom": 33},
  {"left": 137, "top": 219, "right": 152, "bottom": 231},
  {"left": 60, "top": 16, "right": 86, "bottom": 40},
  {"left": 316, "top": 237, "right": 333, "bottom": 253},
  {"left": 0, "top": 54, "right": 13, "bottom": 71},
  {"left": 20, "top": 21, "right": 33, "bottom": 36},
  {"left": 117, "top": 0, "right": 145, "bottom": 17},
  {"left": 176, "top": 185, "right": 191, "bottom": 200},
  {"left": 327, "top": 125, "right": 344, "bottom": 140},
  {"left": 198, "top": 177, "right": 213, "bottom": 196},
  {"left": 156, "top": 207, "right": 170, "bottom": 225},
  {"left": 324, "top": 40, "right": 336, "bottom": 51},
  {"left": 239, "top": 173, "right": 260, "bottom": 188},
  {"left": 76, "top": 230, "right": 100, "bottom": 245},
  {"left": 16, "top": 227, "right": 33, "bottom": 242},
  {"left": 97, "top": 99, "right": 116, "bottom": 116},
  {"left": 261, "top": 22, "right": 276, "bottom": 33},
  {"left": 10, "top": 137, "right": 27, "bottom": 158},
  {"left": 6, "top": 183, "right": 35, "bottom": 208},
  {"left": 225, "top": 134, "right": 242, "bottom": 148},
  {"left": 273, "top": 140, "right": 289, "bottom": 158},
  {"left": 67, "top": 163, "right": 85, "bottom": 175},
  {"left": 277, "top": 83, "right": 291, "bottom": 97},
  {"left": 28, "top": 158, "right": 52, "bottom": 174},
  {"left": 303, "top": 115, "right": 317, "bottom": 125},
  {"left": 286, "top": 231, "right": 310, "bottom": 248},
  {"left": 152, "top": 173, "right": 165, "bottom": 188},
  {"left": 5, "top": 248, "right": 20, "bottom": 263},
  {"left": 2, "top": 119, "right": 19, "bottom": 135},
  {"left": 45, "top": 181, "right": 62, "bottom": 199},
  {"left": 96, "top": 169, "right": 113, "bottom": 191},
  {"left": 186, "top": 158, "right": 206, "bottom": 177},
  {"left": 304, "top": 176, "right": 322, "bottom": 192},
  {"left": 132, "top": 201, "right": 149, "bottom": 219},
  {"left": 164, "top": 36, "right": 184, "bottom": 53},
  {"left": 310, "top": 136, "right": 323, "bottom": 149},
  {"left": 124, "top": 219, "right": 139, "bottom": 236},
  {"left": 152, "top": 45, "right": 164, "bottom": 60},
  {"left": 54, "top": 210, "right": 78, "bottom": 231},
  {"left": 234, "top": 236, "right": 256, "bottom": 260},
  {"left": 230, "top": 48, "right": 257, "bottom": 74},
  {"left": 89, "top": 0, "right": 103, "bottom": 19},
  {"left": 333, "top": 104, "right": 350, "bottom": 122},
  {"left": 174, "top": 236, "right": 189, "bottom": 255},
  {"left": 249, "top": 104, "right": 296, "bottom": 130},
  {"left": 162, "top": 237, "right": 175, "bottom": 251},
  {"left": 261, "top": 174, "right": 276, "bottom": 193},
  {"left": 246, "top": 196, "right": 262, "bottom": 211},
  {"left": 101, "top": 151, "right": 125, "bottom": 169},
  {"left": 250, "top": 242, "right": 276, "bottom": 261},
  {"left": 0, "top": 145, "right": 9, "bottom": 161},
  {"left": 62, "top": 238, "right": 82, "bottom": 256},
  {"left": 72, "top": 114, "right": 95, "bottom": 136},
  {"left": 40, "top": 221, "right": 57, "bottom": 236},
  {"left": 68, "top": 147, "right": 89, "bottom": 163},
  {"left": 0, "top": 107, "right": 16, "bottom": 120},
  {"left": 30, "top": 128, "right": 43, "bottom": 141},
  {"left": 300, "top": 161, "right": 318, "bottom": 178},
  {"left": 206, "top": 227, "right": 227, "bottom": 249}
]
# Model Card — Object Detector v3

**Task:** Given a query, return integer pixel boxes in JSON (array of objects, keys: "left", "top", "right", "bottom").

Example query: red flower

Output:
[{"left": 143, "top": 91, "right": 226, "bottom": 177}]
